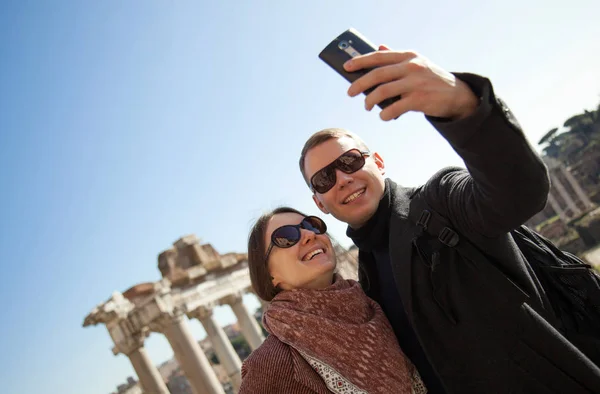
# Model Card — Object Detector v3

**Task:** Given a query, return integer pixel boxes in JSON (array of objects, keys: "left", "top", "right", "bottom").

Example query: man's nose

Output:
[{"left": 336, "top": 169, "right": 354, "bottom": 189}]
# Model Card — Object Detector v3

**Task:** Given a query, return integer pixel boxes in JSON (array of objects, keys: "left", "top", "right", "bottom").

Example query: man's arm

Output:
[
  {"left": 422, "top": 73, "right": 549, "bottom": 237},
  {"left": 344, "top": 49, "right": 549, "bottom": 237}
]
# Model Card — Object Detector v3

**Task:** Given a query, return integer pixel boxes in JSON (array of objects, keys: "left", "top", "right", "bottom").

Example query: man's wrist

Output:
[
  {"left": 425, "top": 73, "right": 494, "bottom": 148},
  {"left": 450, "top": 78, "right": 480, "bottom": 121}
]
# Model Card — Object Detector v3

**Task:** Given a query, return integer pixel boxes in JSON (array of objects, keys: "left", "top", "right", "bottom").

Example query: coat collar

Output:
[{"left": 356, "top": 180, "right": 417, "bottom": 323}]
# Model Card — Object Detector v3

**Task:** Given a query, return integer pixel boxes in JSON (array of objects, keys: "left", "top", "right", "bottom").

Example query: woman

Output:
[{"left": 239, "top": 207, "right": 426, "bottom": 394}]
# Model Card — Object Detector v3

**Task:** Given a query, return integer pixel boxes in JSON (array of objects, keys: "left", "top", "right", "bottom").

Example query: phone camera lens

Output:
[{"left": 338, "top": 40, "right": 349, "bottom": 50}]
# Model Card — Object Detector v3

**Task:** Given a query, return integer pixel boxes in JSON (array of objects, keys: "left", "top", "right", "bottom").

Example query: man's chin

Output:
[{"left": 336, "top": 205, "right": 377, "bottom": 229}]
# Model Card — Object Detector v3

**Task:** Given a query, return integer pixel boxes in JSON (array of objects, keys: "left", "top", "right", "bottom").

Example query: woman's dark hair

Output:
[{"left": 247, "top": 206, "right": 310, "bottom": 301}]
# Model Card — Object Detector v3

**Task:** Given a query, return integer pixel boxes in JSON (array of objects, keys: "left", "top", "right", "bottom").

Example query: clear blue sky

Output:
[{"left": 0, "top": 1, "right": 598, "bottom": 393}]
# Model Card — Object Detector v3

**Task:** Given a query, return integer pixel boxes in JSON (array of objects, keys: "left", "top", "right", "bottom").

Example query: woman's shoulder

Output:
[
  {"left": 242, "top": 335, "right": 292, "bottom": 373},
  {"left": 239, "top": 335, "right": 303, "bottom": 393},
  {"left": 240, "top": 335, "right": 331, "bottom": 394}
]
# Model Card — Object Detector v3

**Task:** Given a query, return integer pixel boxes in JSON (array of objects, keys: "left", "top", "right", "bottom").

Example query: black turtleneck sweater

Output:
[{"left": 347, "top": 180, "right": 447, "bottom": 394}]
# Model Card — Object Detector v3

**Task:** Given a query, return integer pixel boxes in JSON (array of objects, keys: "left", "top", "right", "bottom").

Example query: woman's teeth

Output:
[{"left": 303, "top": 249, "right": 324, "bottom": 261}]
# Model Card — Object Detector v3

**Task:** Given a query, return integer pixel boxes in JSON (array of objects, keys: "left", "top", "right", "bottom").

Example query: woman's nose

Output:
[{"left": 299, "top": 228, "right": 316, "bottom": 244}]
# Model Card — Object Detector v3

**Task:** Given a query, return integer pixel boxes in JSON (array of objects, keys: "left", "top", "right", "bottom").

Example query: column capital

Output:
[
  {"left": 187, "top": 305, "right": 213, "bottom": 321},
  {"left": 220, "top": 293, "right": 243, "bottom": 306},
  {"left": 148, "top": 308, "right": 186, "bottom": 334},
  {"left": 113, "top": 331, "right": 147, "bottom": 356}
]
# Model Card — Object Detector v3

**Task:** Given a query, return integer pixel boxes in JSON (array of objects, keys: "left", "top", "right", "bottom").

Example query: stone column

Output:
[
  {"left": 161, "top": 312, "right": 225, "bottom": 394},
  {"left": 560, "top": 166, "right": 595, "bottom": 209},
  {"left": 259, "top": 298, "right": 269, "bottom": 312},
  {"left": 551, "top": 171, "right": 581, "bottom": 217},
  {"left": 117, "top": 333, "right": 169, "bottom": 394},
  {"left": 547, "top": 191, "right": 569, "bottom": 224},
  {"left": 248, "top": 290, "right": 269, "bottom": 314},
  {"left": 129, "top": 346, "right": 169, "bottom": 394},
  {"left": 191, "top": 306, "right": 242, "bottom": 391},
  {"left": 224, "top": 294, "right": 265, "bottom": 350}
]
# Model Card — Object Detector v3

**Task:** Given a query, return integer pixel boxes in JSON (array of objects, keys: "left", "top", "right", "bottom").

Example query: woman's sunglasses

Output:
[
  {"left": 264, "top": 216, "right": 327, "bottom": 262},
  {"left": 310, "top": 149, "right": 370, "bottom": 194}
]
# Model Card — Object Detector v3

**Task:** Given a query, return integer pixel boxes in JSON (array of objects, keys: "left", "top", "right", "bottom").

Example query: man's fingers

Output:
[
  {"left": 344, "top": 50, "right": 417, "bottom": 72},
  {"left": 364, "top": 79, "right": 412, "bottom": 111},
  {"left": 348, "top": 59, "right": 427, "bottom": 97},
  {"left": 379, "top": 94, "right": 416, "bottom": 121},
  {"left": 348, "top": 63, "right": 409, "bottom": 97}
]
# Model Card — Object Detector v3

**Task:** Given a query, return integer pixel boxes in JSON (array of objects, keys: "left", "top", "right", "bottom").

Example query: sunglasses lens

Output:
[
  {"left": 302, "top": 216, "right": 327, "bottom": 234},
  {"left": 310, "top": 150, "right": 366, "bottom": 194},
  {"left": 312, "top": 167, "right": 336, "bottom": 194},
  {"left": 272, "top": 226, "right": 301, "bottom": 248},
  {"left": 337, "top": 150, "right": 365, "bottom": 173}
]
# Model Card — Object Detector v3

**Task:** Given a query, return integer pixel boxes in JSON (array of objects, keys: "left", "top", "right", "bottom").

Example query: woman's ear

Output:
[{"left": 271, "top": 275, "right": 280, "bottom": 288}]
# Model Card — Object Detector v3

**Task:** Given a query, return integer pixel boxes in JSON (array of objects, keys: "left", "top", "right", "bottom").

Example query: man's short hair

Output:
[{"left": 299, "top": 128, "right": 370, "bottom": 186}]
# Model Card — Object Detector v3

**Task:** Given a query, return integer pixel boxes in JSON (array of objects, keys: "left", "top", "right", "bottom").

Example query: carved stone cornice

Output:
[{"left": 82, "top": 291, "right": 134, "bottom": 327}]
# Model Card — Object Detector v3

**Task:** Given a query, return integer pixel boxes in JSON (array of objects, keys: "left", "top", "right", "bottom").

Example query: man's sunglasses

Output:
[
  {"left": 264, "top": 216, "right": 327, "bottom": 262},
  {"left": 310, "top": 149, "right": 370, "bottom": 194}
]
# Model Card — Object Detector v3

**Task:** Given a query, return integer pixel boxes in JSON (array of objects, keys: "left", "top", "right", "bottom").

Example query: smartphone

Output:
[{"left": 319, "top": 28, "right": 401, "bottom": 110}]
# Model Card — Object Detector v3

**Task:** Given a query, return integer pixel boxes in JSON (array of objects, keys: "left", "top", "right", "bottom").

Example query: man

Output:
[{"left": 300, "top": 46, "right": 600, "bottom": 393}]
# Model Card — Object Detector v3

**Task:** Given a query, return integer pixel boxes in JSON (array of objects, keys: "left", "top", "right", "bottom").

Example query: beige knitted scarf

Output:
[{"left": 263, "top": 275, "right": 415, "bottom": 394}]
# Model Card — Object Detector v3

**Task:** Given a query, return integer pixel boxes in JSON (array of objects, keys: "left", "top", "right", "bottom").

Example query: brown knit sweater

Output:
[
  {"left": 239, "top": 335, "right": 332, "bottom": 394},
  {"left": 240, "top": 335, "right": 427, "bottom": 393}
]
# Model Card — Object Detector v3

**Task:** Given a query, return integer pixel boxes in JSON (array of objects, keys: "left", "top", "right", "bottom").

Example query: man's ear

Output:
[
  {"left": 372, "top": 152, "right": 385, "bottom": 176},
  {"left": 312, "top": 194, "right": 330, "bottom": 214}
]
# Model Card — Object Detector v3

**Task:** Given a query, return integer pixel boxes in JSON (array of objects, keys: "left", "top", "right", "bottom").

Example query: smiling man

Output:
[{"left": 299, "top": 47, "right": 600, "bottom": 393}]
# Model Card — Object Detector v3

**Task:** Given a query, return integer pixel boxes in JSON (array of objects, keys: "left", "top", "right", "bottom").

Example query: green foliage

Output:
[
  {"left": 539, "top": 99, "right": 600, "bottom": 167},
  {"left": 230, "top": 335, "right": 251, "bottom": 359},
  {"left": 535, "top": 215, "right": 560, "bottom": 232}
]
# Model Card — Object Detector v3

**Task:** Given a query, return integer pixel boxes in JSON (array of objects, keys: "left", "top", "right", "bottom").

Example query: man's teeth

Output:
[
  {"left": 344, "top": 189, "right": 365, "bottom": 204},
  {"left": 304, "top": 249, "right": 324, "bottom": 261}
]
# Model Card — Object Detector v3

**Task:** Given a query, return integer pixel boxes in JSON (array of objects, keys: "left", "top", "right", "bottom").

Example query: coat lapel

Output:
[
  {"left": 387, "top": 182, "right": 418, "bottom": 323},
  {"left": 357, "top": 250, "right": 381, "bottom": 304}
]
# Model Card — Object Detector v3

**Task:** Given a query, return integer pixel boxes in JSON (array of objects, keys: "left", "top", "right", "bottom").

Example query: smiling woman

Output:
[
  {"left": 248, "top": 207, "right": 336, "bottom": 301},
  {"left": 256, "top": 208, "right": 336, "bottom": 298},
  {"left": 240, "top": 207, "right": 423, "bottom": 394}
]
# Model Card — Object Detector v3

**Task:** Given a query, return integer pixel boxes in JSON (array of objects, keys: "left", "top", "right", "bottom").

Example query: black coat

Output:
[{"left": 357, "top": 74, "right": 600, "bottom": 393}]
